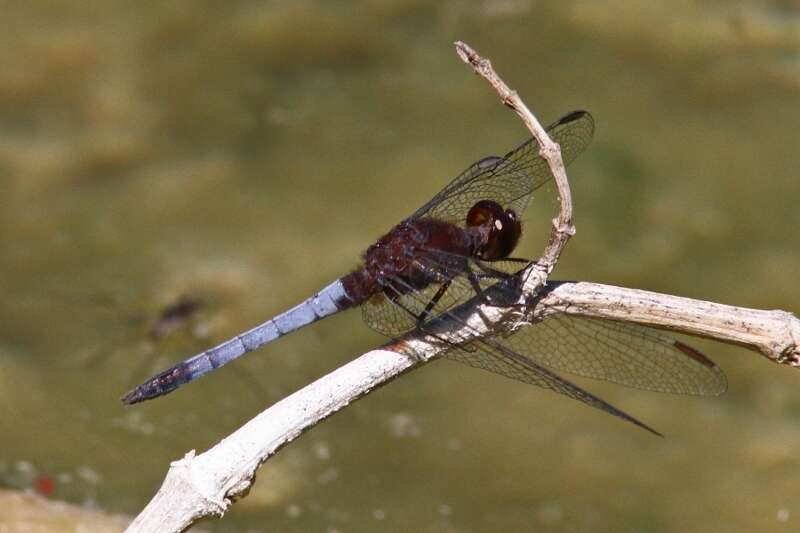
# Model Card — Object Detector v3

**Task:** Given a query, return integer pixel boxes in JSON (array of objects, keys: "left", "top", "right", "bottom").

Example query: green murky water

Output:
[{"left": 1, "top": 1, "right": 799, "bottom": 531}]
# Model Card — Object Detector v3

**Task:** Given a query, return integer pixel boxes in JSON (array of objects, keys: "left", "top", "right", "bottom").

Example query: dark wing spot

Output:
[{"left": 674, "top": 340, "right": 716, "bottom": 368}]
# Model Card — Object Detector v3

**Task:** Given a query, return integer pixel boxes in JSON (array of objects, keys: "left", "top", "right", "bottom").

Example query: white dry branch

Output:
[
  {"left": 535, "top": 282, "right": 800, "bottom": 366},
  {"left": 125, "top": 42, "right": 800, "bottom": 532}
]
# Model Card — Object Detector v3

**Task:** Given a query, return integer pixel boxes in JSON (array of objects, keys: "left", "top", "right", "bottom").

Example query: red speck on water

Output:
[{"left": 35, "top": 475, "right": 55, "bottom": 496}]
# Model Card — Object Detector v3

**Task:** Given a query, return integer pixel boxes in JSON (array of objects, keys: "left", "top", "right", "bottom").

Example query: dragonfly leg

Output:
[
  {"left": 382, "top": 280, "right": 466, "bottom": 353},
  {"left": 383, "top": 280, "right": 455, "bottom": 338},
  {"left": 418, "top": 279, "right": 452, "bottom": 327},
  {"left": 472, "top": 260, "right": 528, "bottom": 308},
  {"left": 465, "top": 268, "right": 523, "bottom": 333},
  {"left": 463, "top": 262, "right": 487, "bottom": 295},
  {"left": 467, "top": 262, "right": 516, "bottom": 308},
  {"left": 473, "top": 259, "right": 516, "bottom": 280}
]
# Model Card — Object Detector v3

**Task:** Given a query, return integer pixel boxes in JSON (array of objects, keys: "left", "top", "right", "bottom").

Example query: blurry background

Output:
[{"left": 1, "top": 1, "right": 799, "bottom": 531}]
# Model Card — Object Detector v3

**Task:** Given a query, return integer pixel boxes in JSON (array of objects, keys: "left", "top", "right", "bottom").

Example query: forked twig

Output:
[{"left": 455, "top": 40, "right": 575, "bottom": 275}]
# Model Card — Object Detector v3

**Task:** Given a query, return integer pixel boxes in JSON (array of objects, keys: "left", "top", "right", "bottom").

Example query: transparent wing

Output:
[
  {"left": 378, "top": 273, "right": 661, "bottom": 435},
  {"left": 365, "top": 251, "right": 725, "bottom": 398},
  {"left": 448, "top": 337, "right": 661, "bottom": 436},
  {"left": 361, "top": 252, "right": 523, "bottom": 337},
  {"left": 362, "top": 282, "right": 455, "bottom": 337},
  {"left": 410, "top": 110, "right": 594, "bottom": 224},
  {"left": 497, "top": 315, "right": 727, "bottom": 396},
  {"left": 363, "top": 110, "right": 593, "bottom": 338}
]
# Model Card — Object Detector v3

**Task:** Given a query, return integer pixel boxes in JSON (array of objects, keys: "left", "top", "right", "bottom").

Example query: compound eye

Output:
[
  {"left": 466, "top": 200, "right": 502, "bottom": 228},
  {"left": 466, "top": 201, "right": 522, "bottom": 260}
]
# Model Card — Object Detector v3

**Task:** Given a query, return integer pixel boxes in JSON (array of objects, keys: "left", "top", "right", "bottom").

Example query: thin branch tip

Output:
[{"left": 453, "top": 41, "right": 475, "bottom": 61}]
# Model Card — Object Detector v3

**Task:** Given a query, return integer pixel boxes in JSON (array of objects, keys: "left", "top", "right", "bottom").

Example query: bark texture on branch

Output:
[{"left": 535, "top": 281, "right": 800, "bottom": 366}]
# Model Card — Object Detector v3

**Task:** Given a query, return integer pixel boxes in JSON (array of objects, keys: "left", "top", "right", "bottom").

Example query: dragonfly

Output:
[{"left": 122, "top": 110, "right": 726, "bottom": 435}]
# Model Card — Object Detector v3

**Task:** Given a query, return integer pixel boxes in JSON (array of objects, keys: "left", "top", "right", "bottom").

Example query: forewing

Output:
[
  {"left": 498, "top": 315, "right": 727, "bottom": 395},
  {"left": 362, "top": 111, "right": 593, "bottom": 338},
  {"left": 361, "top": 282, "right": 457, "bottom": 337},
  {"left": 410, "top": 110, "right": 595, "bottom": 224},
  {"left": 370, "top": 266, "right": 661, "bottom": 435},
  {"left": 361, "top": 254, "right": 523, "bottom": 338},
  {"left": 446, "top": 338, "right": 661, "bottom": 435}
]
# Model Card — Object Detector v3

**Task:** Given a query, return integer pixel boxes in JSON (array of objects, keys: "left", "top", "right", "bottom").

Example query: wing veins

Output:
[{"left": 380, "top": 274, "right": 661, "bottom": 436}]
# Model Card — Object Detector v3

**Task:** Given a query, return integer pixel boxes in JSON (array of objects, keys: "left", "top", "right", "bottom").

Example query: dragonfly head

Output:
[{"left": 466, "top": 200, "right": 522, "bottom": 260}]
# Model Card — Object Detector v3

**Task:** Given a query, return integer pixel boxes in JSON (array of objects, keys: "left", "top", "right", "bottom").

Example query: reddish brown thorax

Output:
[{"left": 339, "top": 200, "right": 522, "bottom": 306}]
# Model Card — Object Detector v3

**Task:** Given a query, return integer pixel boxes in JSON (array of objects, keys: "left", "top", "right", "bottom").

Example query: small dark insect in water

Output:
[{"left": 149, "top": 295, "right": 205, "bottom": 341}]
